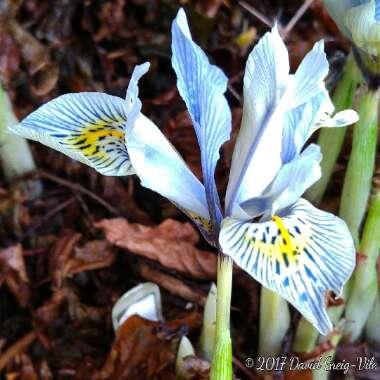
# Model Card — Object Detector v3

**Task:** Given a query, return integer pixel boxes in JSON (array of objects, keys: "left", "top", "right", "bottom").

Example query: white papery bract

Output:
[{"left": 9, "top": 8, "right": 359, "bottom": 334}]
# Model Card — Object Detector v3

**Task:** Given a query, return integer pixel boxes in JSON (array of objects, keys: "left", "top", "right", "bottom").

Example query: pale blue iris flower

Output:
[
  {"left": 10, "top": 9, "right": 359, "bottom": 334},
  {"left": 324, "top": 1, "right": 380, "bottom": 56}
]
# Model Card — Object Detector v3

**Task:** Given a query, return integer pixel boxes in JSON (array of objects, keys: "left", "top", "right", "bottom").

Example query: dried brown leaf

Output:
[
  {"left": 336, "top": 342, "right": 380, "bottom": 380},
  {"left": 8, "top": 20, "right": 50, "bottom": 75},
  {"left": 69, "top": 240, "right": 116, "bottom": 275},
  {"left": 181, "top": 355, "right": 210, "bottom": 380},
  {"left": 0, "top": 332, "right": 36, "bottom": 373},
  {"left": 100, "top": 177, "right": 152, "bottom": 224},
  {"left": 285, "top": 369, "right": 312, "bottom": 380},
  {"left": 196, "top": 0, "right": 226, "bottom": 18},
  {"left": 94, "top": 0, "right": 129, "bottom": 42},
  {"left": 95, "top": 314, "right": 198, "bottom": 380},
  {"left": 50, "top": 233, "right": 116, "bottom": 287},
  {"left": 150, "top": 87, "right": 177, "bottom": 106},
  {"left": 96, "top": 218, "right": 216, "bottom": 280},
  {"left": 35, "top": 288, "right": 67, "bottom": 325},
  {"left": 30, "top": 64, "right": 59, "bottom": 97},
  {"left": 49, "top": 233, "right": 81, "bottom": 287},
  {"left": 39, "top": 360, "right": 53, "bottom": 380},
  {"left": 0, "top": 244, "right": 30, "bottom": 307},
  {"left": 138, "top": 263, "right": 207, "bottom": 306},
  {"left": 0, "top": 31, "right": 20, "bottom": 85},
  {"left": 35, "top": 284, "right": 106, "bottom": 332},
  {"left": 17, "top": 354, "right": 39, "bottom": 380},
  {"left": 66, "top": 286, "right": 106, "bottom": 324}
]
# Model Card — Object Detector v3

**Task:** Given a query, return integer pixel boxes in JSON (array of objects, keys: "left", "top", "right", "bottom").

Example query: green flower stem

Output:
[
  {"left": 0, "top": 86, "right": 41, "bottom": 198},
  {"left": 344, "top": 191, "right": 380, "bottom": 342},
  {"left": 306, "top": 54, "right": 361, "bottom": 205},
  {"left": 339, "top": 87, "right": 379, "bottom": 245},
  {"left": 258, "top": 288, "right": 290, "bottom": 357},
  {"left": 210, "top": 254, "right": 233, "bottom": 380},
  {"left": 312, "top": 331, "right": 343, "bottom": 380}
]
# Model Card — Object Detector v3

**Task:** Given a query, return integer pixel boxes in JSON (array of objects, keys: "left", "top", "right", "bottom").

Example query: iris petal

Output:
[
  {"left": 323, "top": 0, "right": 358, "bottom": 37},
  {"left": 9, "top": 92, "right": 133, "bottom": 176},
  {"left": 376, "top": 0, "right": 380, "bottom": 21},
  {"left": 284, "top": 41, "right": 328, "bottom": 110},
  {"left": 9, "top": 63, "right": 153, "bottom": 176},
  {"left": 226, "top": 32, "right": 327, "bottom": 215},
  {"left": 226, "top": 26, "right": 289, "bottom": 217},
  {"left": 281, "top": 41, "right": 358, "bottom": 163},
  {"left": 241, "top": 144, "right": 322, "bottom": 219},
  {"left": 219, "top": 198, "right": 355, "bottom": 334},
  {"left": 171, "top": 8, "right": 232, "bottom": 228},
  {"left": 125, "top": 64, "right": 213, "bottom": 243}
]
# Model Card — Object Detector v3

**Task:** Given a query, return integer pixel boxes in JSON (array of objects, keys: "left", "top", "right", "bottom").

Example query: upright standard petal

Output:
[
  {"left": 283, "top": 41, "right": 328, "bottom": 110},
  {"left": 124, "top": 65, "right": 212, "bottom": 243},
  {"left": 279, "top": 41, "right": 329, "bottom": 163},
  {"left": 171, "top": 8, "right": 232, "bottom": 227},
  {"left": 226, "top": 35, "right": 355, "bottom": 218},
  {"left": 219, "top": 199, "right": 355, "bottom": 334},
  {"left": 225, "top": 26, "right": 289, "bottom": 217},
  {"left": 9, "top": 92, "right": 132, "bottom": 176},
  {"left": 241, "top": 144, "right": 322, "bottom": 218},
  {"left": 281, "top": 89, "right": 358, "bottom": 163}
]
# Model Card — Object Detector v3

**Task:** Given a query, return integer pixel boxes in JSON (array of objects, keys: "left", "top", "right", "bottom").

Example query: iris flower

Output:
[
  {"left": 324, "top": 0, "right": 380, "bottom": 45},
  {"left": 10, "top": 9, "right": 358, "bottom": 334},
  {"left": 324, "top": 0, "right": 380, "bottom": 75}
]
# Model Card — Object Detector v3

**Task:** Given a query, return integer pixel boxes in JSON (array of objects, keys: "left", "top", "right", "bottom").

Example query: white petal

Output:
[
  {"left": 311, "top": 109, "right": 359, "bottom": 137},
  {"left": 112, "top": 283, "right": 163, "bottom": 331},
  {"left": 226, "top": 26, "right": 289, "bottom": 216},
  {"left": 124, "top": 60, "right": 212, "bottom": 241},
  {"left": 284, "top": 40, "right": 329, "bottom": 110},
  {"left": 219, "top": 198, "right": 355, "bottom": 334},
  {"left": 171, "top": 9, "right": 231, "bottom": 226},
  {"left": 282, "top": 89, "right": 358, "bottom": 163},
  {"left": 127, "top": 116, "right": 212, "bottom": 242},
  {"left": 241, "top": 144, "right": 322, "bottom": 218}
]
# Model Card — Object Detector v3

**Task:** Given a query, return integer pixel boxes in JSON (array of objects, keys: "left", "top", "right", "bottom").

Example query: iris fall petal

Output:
[{"left": 219, "top": 198, "right": 355, "bottom": 334}]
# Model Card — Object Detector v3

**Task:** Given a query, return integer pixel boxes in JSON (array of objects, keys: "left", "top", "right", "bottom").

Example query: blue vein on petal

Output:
[{"left": 171, "top": 8, "right": 232, "bottom": 229}]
